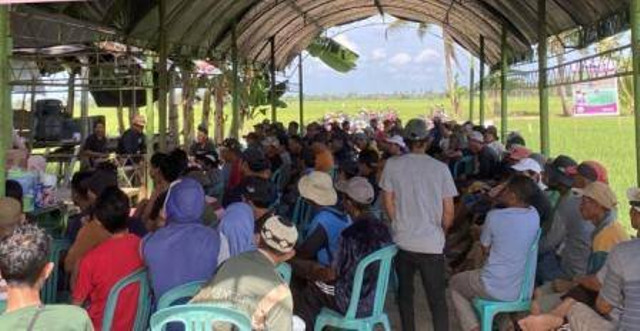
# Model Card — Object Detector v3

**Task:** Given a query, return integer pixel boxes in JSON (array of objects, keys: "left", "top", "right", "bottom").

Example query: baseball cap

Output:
[
  {"left": 574, "top": 181, "right": 617, "bottom": 210},
  {"left": 132, "top": 115, "right": 146, "bottom": 127},
  {"left": 0, "top": 197, "right": 22, "bottom": 228},
  {"left": 507, "top": 145, "right": 532, "bottom": 161},
  {"left": 511, "top": 158, "right": 542, "bottom": 174},
  {"left": 335, "top": 177, "right": 375, "bottom": 205},
  {"left": 575, "top": 161, "right": 608, "bottom": 184},
  {"left": 385, "top": 135, "right": 406, "bottom": 149},
  {"left": 403, "top": 119, "right": 429, "bottom": 141},
  {"left": 545, "top": 155, "right": 577, "bottom": 187},
  {"left": 627, "top": 187, "right": 640, "bottom": 210},
  {"left": 260, "top": 215, "right": 298, "bottom": 254},
  {"left": 298, "top": 171, "right": 337, "bottom": 206},
  {"left": 242, "top": 176, "right": 278, "bottom": 208},
  {"left": 242, "top": 147, "right": 270, "bottom": 172},
  {"left": 468, "top": 131, "right": 484, "bottom": 144}
]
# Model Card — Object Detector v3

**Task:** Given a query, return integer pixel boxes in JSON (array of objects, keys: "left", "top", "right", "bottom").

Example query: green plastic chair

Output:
[
  {"left": 276, "top": 262, "right": 292, "bottom": 284},
  {"left": 150, "top": 304, "right": 252, "bottom": 331},
  {"left": 473, "top": 229, "right": 542, "bottom": 331},
  {"left": 102, "top": 268, "right": 152, "bottom": 331},
  {"left": 0, "top": 299, "right": 5, "bottom": 313},
  {"left": 156, "top": 280, "right": 207, "bottom": 310},
  {"left": 314, "top": 244, "right": 398, "bottom": 331},
  {"left": 41, "top": 238, "right": 71, "bottom": 304}
]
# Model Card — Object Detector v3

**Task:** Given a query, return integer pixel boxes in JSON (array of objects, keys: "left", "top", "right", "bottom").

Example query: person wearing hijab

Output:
[{"left": 142, "top": 178, "right": 221, "bottom": 300}]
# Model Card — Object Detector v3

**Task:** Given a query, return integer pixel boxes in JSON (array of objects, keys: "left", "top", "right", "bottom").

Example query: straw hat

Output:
[{"left": 298, "top": 171, "right": 337, "bottom": 206}]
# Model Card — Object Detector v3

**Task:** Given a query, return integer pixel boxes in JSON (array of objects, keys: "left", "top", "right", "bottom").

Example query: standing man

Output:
[{"left": 380, "top": 118, "right": 458, "bottom": 331}]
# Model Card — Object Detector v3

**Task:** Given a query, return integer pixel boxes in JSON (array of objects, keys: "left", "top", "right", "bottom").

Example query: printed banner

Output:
[{"left": 573, "top": 78, "right": 619, "bottom": 117}]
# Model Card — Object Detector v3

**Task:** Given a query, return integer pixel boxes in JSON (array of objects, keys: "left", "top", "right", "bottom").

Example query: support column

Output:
[
  {"left": 231, "top": 25, "right": 240, "bottom": 139},
  {"left": 145, "top": 56, "right": 155, "bottom": 194},
  {"left": 632, "top": 0, "right": 640, "bottom": 185},
  {"left": 479, "top": 36, "right": 486, "bottom": 126},
  {"left": 298, "top": 53, "right": 304, "bottom": 132},
  {"left": 158, "top": 0, "right": 168, "bottom": 151},
  {"left": 469, "top": 59, "right": 475, "bottom": 122},
  {"left": 80, "top": 60, "right": 89, "bottom": 140},
  {"left": 539, "top": 0, "right": 550, "bottom": 156},
  {"left": 0, "top": 5, "right": 8, "bottom": 197},
  {"left": 270, "top": 36, "right": 277, "bottom": 123},
  {"left": 500, "top": 27, "right": 509, "bottom": 143}
]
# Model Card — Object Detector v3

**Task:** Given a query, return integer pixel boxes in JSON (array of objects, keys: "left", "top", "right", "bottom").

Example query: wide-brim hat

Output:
[{"left": 298, "top": 171, "right": 337, "bottom": 206}]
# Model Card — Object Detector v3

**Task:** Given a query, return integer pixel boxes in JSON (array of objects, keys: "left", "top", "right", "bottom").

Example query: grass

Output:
[{"left": 82, "top": 94, "right": 638, "bottom": 233}]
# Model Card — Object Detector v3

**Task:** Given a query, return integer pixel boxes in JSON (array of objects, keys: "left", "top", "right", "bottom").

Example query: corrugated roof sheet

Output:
[{"left": 15, "top": 0, "right": 633, "bottom": 69}]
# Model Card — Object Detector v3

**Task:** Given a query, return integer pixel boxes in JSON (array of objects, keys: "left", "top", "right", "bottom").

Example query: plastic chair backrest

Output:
[
  {"left": 102, "top": 268, "right": 152, "bottom": 331},
  {"left": 0, "top": 299, "right": 5, "bottom": 313},
  {"left": 344, "top": 244, "right": 398, "bottom": 319},
  {"left": 150, "top": 304, "right": 252, "bottom": 331},
  {"left": 291, "top": 197, "right": 313, "bottom": 238},
  {"left": 41, "top": 238, "right": 71, "bottom": 304},
  {"left": 156, "top": 280, "right": 207, "bottom": 310},
  {"left": 518, "top": 229, "right": 542, "bottom": 302},
  {"left": 276, "top": 262, "right": 292, "bottom": 284}
]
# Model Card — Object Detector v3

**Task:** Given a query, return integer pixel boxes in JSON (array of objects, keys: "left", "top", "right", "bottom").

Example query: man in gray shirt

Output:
[
  {"left": 538, "top": 155, "right": 594, "bottom": 284},
  {"left": 380, "top": 118, "right": 458, "bottom": 331}
]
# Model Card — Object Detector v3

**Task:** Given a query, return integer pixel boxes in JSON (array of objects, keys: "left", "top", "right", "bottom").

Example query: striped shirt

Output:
[{"left": 600, "top": 239, "right": 640, "bottom": 329}]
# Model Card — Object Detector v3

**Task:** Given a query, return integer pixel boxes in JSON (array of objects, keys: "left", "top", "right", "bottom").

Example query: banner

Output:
[{"left": 573, "top": 78, "right": 619, "bottom": 117}]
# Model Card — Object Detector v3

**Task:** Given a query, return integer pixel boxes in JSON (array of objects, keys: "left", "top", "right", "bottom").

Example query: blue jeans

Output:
[{"left": 536, "top": 251, "right": 569, "bottom": 285}]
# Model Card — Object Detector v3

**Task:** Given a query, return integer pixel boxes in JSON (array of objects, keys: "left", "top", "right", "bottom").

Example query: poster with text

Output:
[{"left": 573, "top": 78, "right": 619, "bottom": 117}]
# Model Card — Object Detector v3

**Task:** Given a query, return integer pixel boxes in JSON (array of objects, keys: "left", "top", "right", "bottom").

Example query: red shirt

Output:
[
  {"left": 72, "top": 234, "right": 144, "bottom": 331},
  {"left": 227, "top": 159, "right": 243, "bottom": 190}
]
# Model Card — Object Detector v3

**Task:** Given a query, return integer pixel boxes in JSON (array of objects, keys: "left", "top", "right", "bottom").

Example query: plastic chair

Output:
[
  {"left": 271, "top": 168, "right": 283, "bottom": 189},
  {"left": 41, "top": 238, "right": 71, "bottom": 304},
  {"left": 276, "top": 262, "right": 292, "bottom": 284},
  {"left": 314, "top": 244, "right": 398, "bottom": 331},
  {"left": 291, "top": 197, "right": 313, "bottom": 240},
  {"left": 150, "top": 304, "right": 252, "bottom": 331},
  {"left": 0, "top": 299, "right": 5, "bottom": 313},
  {"left": 473, "top": 229, "right": 542, "bottom": 331},
  {"left": 102, "top": 268, "right": 152, "bottom": 331},
  {"left": 453, "top": 155, "right": 475, "bottom": 178},
  {"left": 156, "top": 280, "right": 207, "bottom": 310}
]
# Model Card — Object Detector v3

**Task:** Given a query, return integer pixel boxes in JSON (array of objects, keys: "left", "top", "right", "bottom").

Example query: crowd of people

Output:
[{"left": 0, "top": 113, "right": 638, "bottom": 331}]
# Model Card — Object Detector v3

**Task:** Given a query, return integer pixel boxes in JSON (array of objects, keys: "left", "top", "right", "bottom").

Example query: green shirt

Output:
[
  {"left": 0, "top": 304, "right": 93, "bottom": 331},
  {"left": 191, "top": 250, "right": 293, "bottom": 331}
]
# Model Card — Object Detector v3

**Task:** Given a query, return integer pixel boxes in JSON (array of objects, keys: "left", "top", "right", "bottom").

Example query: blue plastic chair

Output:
[
  {"left": 41, "top": 238, "right": 71, "bottom": 304},
  {"left": 102, "top": 268, "right": 152, "bottom": 331},
  {"left": 291, "top": 197, "right": 313, "bottom": 240},
  {"left": 276, "top": 262, "right": 292, "bottom": 284},
  {"left": 473, "top": 229, "right": 542, "bottom": 331},
  {"left": 150, "top": 304, "right": 252, "bottom": 331},
  {"left": 314, "top": 244, "right": 399, "bottom": 331},
  {"left": 156, "top": 280, "right": 207, "bottom": 310}
]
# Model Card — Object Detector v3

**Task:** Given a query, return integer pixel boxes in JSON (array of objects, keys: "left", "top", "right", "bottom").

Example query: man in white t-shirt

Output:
[{"left": 380, "top": 118, "right": 458, "bottom": 331}]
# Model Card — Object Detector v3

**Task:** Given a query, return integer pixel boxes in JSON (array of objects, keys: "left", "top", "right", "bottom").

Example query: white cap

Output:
[
  {"left": 511, "top": 158, "right": 542, "bottom": 174},
  {"left": 385, "top": 135, "right": 406, "bottom": 149},
  {"left": 468, "top": 131, "right": 484, "bottom": 143}
]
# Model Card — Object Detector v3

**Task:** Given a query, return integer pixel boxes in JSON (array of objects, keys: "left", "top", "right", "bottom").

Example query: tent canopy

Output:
[{"left": 13, "top": 0, "right": 631, "bottom": 69}]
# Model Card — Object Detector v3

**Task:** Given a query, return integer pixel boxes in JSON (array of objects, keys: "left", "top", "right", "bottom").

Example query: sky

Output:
[{"left": 284, "top": 16, "right": 475, "bottom": 96}]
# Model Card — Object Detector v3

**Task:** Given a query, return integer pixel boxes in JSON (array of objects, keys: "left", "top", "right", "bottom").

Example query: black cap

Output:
[
  {"left": 545, "top": 155, "right": 577, "bottom": 187},
  {"left": 242, "top": 147, "right": 270, "bottom": 172},
  {"left": 242, "top": 176, "right": 277, "bottom": 208}
]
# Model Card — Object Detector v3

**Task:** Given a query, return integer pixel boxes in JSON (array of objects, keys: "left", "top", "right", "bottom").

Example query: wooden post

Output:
[
  {"left": 539, "top": 0, "right": 550, "bottom": 156},
  {"left": 479, "top": 36, "right": 486, "bottom": 126}
]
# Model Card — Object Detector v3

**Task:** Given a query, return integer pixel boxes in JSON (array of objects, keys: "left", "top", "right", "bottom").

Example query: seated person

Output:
[
  {"left": 449, "top": 175, "right": 541, "bottom": 331},
  {"left": 223, "top": 147, "right": 271, "bottom": 207},
  {"left": 293, "top": 177, "right": 392, "bottom": 329},
  {"left": 65, "top": 171, "right": 95, "bottom": 242},
  {"left": 64, "top": 169, "right": 118, "bottom": 275},
  {"left": 72, "top": 187, "right": 144, "bottom": 330},
  {"left": 537, "top": 155, "right": 593, "bottom": 285},
  {"left": 0, "top": 225, "right": 92, "bottom": 330},
  {"left": 143, "top": 178, "right": 221, "bottom": 301},
  {"left": 0, "top": 197, "right": 26, "bottom": 302},
  {"left": 117, "top": 115, "right": 146, "bottom": 158},
  {"left": 519, "top": 237, "right": 640, "bottom": 331},
  {"left": 484, "top": 126, "right": 505, "bottom": 160},
  {"left": 194, "top": 153, "right": 223, "bottom": 198},
  {"left": 189, "top": 124, "right": 217, "bottom": 157},
  {"left": 220, "top": 138, "right": 243, "bottom": 192},
  {"left": 295, "top": 171, "right": 350, "bottom": 267},
  {"left": 532, "top": 182, "right": 629, "bottom": 313},
  {"left": 191, "top": 215, "right": 298, "bottom": 330},
  {"left": 467, "top": 131, "right": 499, "bottom": 181},
  {"left": 81, "top": 120, "right": 109, "bottom": 169},
  {"left": 135, "top": 153, "right": 179, "bottom": 231},
  {"left": 219, "top": 177, "right": 278, "bottom": 259},
  {"left": 570, "top": 160, "right": 608, "bottom": 189}
]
